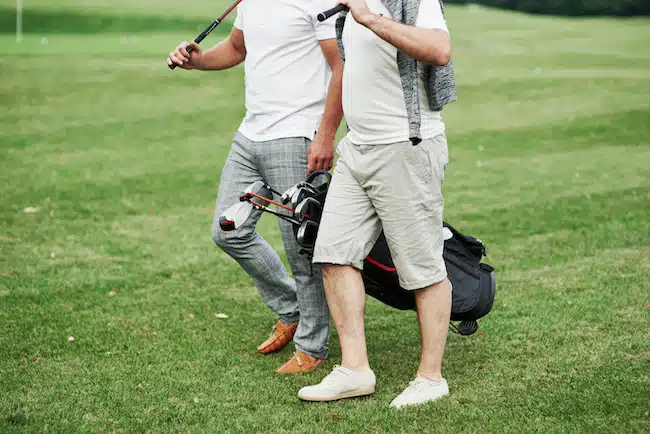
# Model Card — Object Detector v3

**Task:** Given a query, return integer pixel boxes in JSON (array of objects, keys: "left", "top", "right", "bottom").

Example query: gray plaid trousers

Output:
[{"left": 211, "top": 131, "right": 329, "bottom": 359}]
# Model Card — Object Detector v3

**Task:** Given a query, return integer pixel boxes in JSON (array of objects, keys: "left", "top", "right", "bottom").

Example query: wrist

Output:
[
  {"left": 359, "top": 11, "right": 380, "bottom": 28},
  {"left": 315, "top": 129, "right": 336, "bottom": 143},
  {"left": 194, "top": 56, "right": 206, "bottom": 70}
]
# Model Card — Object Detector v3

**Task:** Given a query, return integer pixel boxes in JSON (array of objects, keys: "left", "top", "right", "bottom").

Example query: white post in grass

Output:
[{"left": 16, "top": 0, "right": 23, "bottom": 43}]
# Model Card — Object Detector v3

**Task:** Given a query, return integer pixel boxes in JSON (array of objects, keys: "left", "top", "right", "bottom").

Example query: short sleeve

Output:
[
  {"left": 233, "top": 6, "right": 243, "bottom": 30},
  {"left": 313, "top": 0, "right": 337, "bottom": 40},
  {"left": 415, "top": 0, "right": 449, "bottom": 33}
]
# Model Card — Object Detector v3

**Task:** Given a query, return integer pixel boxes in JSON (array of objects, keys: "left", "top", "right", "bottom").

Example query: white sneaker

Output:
[
  {"left": 390, "top": 375, "right": 449, "bottom": 408},
  {"left": 298, "top": 365, "right": 376, "bottom": 401}
]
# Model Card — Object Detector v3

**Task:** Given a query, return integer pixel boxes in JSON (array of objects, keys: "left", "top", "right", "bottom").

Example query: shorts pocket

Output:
[
  {"left": 404, "top": 145, "right": 433, "bottom": 185},
  {"left": 437, "top": 146, "right": 449, "bottom": 185}
]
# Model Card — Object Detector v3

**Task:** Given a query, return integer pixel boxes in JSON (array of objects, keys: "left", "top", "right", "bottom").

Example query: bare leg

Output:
[
  {"left": 414, "top": 278, "right": 452, "bottom": 381},
  {"left": 322, "top": 264, "right": 370, "bottom": 370}
]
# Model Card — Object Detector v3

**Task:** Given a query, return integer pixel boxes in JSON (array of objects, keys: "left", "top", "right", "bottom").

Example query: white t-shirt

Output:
[
  {"left": 342, "top": 0, "right": 449, "bottom": 145},
  {"left": 233, "top": 0, "right": 336, "bottom": 142}
]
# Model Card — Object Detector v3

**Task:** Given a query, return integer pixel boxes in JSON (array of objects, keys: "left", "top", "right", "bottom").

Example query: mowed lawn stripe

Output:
[
  {"left": 3, "top": 147, "right": 647, "bottom": 285},
  {"left": 2, "top": 105, "right": 647, "bottom": 216}
]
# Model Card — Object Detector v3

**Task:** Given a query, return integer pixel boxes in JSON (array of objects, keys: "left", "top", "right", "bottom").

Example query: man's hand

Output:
[
  {"left": 167, "top": 41, "right": 203, "bottom": 70},
  {"left": 307, "top": 134, "right": 335, "bottom": 174},
  {"left": 336, "top": 0, "right": 375, "bottom": 27}
]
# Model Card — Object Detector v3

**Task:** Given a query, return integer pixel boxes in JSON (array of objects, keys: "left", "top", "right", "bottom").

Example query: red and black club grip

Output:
[
  {"left": 219, "top": 216, "right": 236, "bottom": 231},
  {"left": 317, "top": 4, "right": 349, "bottom": 22}
]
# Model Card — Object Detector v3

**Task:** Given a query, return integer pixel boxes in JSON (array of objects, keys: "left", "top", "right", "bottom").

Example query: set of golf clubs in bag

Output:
[{"left": 219, "top": 171, "right": 497, "bottom": 336}]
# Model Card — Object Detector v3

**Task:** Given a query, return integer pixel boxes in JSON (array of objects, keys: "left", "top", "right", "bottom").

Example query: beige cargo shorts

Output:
[{"left": 312, "top": 133, "right": 449, "bottom": 290}]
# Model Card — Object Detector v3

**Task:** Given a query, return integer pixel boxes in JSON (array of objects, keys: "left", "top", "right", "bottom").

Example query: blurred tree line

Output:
[{"left": 445, "top": 0, "right": 650, "bottom": 16}]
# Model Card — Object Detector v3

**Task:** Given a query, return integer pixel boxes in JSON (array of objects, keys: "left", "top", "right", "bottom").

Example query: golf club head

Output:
[
  {"left": 290, "top": 185, "right": 318, "bottom": 209},
  {"left": 219, "top": 201, "right": 254, "bottom": 231},
  {"left": 281, "top": 182, "right": 308, "bottom": 205},
  {"left": 240, "top": 180, "right": 272, "bottom": 208},
  {"left": 296, "top": 220, "right": 319, "bottom": 249},
  {"left": 294, "top": 197, "right": 322, "bottom": 223},
  {"left": 280, "top": 182, "right": 303, "bottom": 205}
]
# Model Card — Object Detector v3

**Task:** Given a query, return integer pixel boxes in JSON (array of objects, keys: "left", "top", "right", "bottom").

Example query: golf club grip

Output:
[
  {"left": 317, "top": 4, "right": 348, "bottom": 22},
  {"left": 168, "top": 18, "right": 220, "bottom": 70},
  {"left": 168, "top": 44, "right": 195, "bottom": 70}
]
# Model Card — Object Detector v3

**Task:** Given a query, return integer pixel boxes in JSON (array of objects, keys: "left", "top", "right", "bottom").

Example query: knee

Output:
[
  {"left": 212, "top": 225, "right": 236, "bottom": 251},
  {"left": 212, "top": 224, "right": 253, "bottom": 252},
  {"left": 321, "top": 263, "right": 355, "bottom": 284},
  {"left": 321, "top": 263, "right": 335, "bottom": 280},
  {"left": 211, "top": 227, "right": 227, "bottom": 249}
]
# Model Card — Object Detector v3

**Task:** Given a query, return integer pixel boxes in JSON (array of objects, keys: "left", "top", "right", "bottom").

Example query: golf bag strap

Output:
[{"left": 300, "top": 249, "right": 315, "bottom": 277}]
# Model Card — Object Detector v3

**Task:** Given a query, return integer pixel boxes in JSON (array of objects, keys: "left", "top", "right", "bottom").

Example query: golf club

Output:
[
  {"left": 240, "top": 194, "right": 300, "bottom": 225},
  {"left": 235, "top": 180, "right": 301, "bottom": 226},
  {"left": 296, "top": 220, "right": 320, "bottom": 248},
  {"left": 219, "top": 201, "right": 254, "bottom": 231},
  {"left": 294, "top": 197, "right": 322, "bottom": 223},
  {"left": 241, "top": 190, "right": 295, "bottom": 213},
  {"left": 219, "top": 180, "right": 273, "bottom": 231},
  {"left": 281, "top": 182, "right": 313, "bottom": 205},
  {"left": 168, "top": 0, "right": 244, "bottom": 70},
  {"left": 290, "top": 185, "right": 319, "bottom": 209},
  {"left": 244, "top": 180, "right": 284, "bottom": 198},
  {"left": 221, "top": 197, "right": 299, "bottom": 229},
  {"left": 244, "top": 181, "right": 273, "bottom": 203},
  {"left": 317, "top": 4, "right": 349, "bottom": 22}
]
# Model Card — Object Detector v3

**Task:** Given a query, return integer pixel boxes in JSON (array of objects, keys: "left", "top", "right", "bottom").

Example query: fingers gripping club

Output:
[
  {"left": 168, "top": 0, "right": 244, "bottom": 70},
  {"left": 317, "top": 4, "right": 349, "bottom": 22}
]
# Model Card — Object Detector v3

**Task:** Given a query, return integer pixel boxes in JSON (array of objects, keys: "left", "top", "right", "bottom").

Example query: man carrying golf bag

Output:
[
  {"left": 224, "top": 173, "right": 495, "bottom": 335},
  {"left": 299, "top": 0, "right": 460, "bottom": 407},
  {"left": 167, "top": 0, "right": 344, "bottom": 374}
]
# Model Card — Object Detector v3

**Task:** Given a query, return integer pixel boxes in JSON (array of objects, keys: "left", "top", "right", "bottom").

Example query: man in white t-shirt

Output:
[
  {"left": 298, "top": 0, "right": 456, "bottom": 407},
  {"left": 167, "top": 0, "right": 343, "bottom": 374}
]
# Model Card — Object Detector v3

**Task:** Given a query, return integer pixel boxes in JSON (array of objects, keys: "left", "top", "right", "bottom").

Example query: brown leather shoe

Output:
[
  {"left": 276, "top": 351, "right": 324, "bottom": 374},
  {"left": 257, "top": 320, "right": 298, "bottom": 354}
]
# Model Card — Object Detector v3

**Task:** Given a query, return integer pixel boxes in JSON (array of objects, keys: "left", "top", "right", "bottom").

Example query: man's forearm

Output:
[
  {"left": 316, "top": 67, "right": 344, "bottom": 140},
  {"left": 198, "top": 40, "right": 246, "bottom": 70},
  {"left": 362, "top": 14, "right": 451, "bottom": 66}
]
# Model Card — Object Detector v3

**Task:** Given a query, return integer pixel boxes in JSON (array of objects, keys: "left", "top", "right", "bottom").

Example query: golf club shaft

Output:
[
  {"left": 317, "top": 4, "right": 348, "bottom": 22},
  {"left": 264, "top": 184, "right": 283, "bottom": 197},
  {"left": 168, "top": 0, "right": 244, "bottom": 70},
  {"left": 250, "top": 202, "right": 300, "bottom": 225},
  {"left": 247, "top": 192, "right": 295, "bottom": 212}
]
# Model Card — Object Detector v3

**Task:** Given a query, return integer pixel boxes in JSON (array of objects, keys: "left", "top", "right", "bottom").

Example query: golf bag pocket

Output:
[
  {"left": 446, "top": 254, "right": 496, "bottom": 321},
  {"left": 443, "top": 222, "right": 496, "bottom": 321}
]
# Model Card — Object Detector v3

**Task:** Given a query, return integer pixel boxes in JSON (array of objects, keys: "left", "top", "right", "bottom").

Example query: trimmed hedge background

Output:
[{"left": 445, "top": 0, "right": 650, "bottom": 16}]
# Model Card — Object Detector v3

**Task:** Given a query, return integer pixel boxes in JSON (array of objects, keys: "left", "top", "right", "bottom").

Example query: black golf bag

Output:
[
  {"left": 363, "top": 225, "right": 496, "bottom": 321},
  {"left": 288, "top": 171, "right": 496, "bottom": 335}
]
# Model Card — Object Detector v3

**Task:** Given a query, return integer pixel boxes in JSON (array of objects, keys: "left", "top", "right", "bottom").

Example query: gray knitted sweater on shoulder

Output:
[{"left": 335, "top": 0, "right": 456, "bottom": 145}]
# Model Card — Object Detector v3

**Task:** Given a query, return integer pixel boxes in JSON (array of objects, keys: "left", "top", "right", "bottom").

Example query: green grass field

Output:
[{"left": 1, "top": 1, "right": 650, "bottom": 432}]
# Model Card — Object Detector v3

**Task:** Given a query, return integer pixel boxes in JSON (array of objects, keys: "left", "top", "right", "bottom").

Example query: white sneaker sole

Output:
[
  {"left": 299, "top": 386, "right": 376, "bottom": 402},
  {"left": 390, "top": 391, "right": 449, "bottom": 408}
]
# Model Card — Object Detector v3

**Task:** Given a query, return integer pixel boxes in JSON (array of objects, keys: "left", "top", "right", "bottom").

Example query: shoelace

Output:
[
  {"left": 320, "top": 365, "right": 348, "bottom": 385},
  {"left": 406, "top": 378, "right": 429, "bottom": 393}
]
